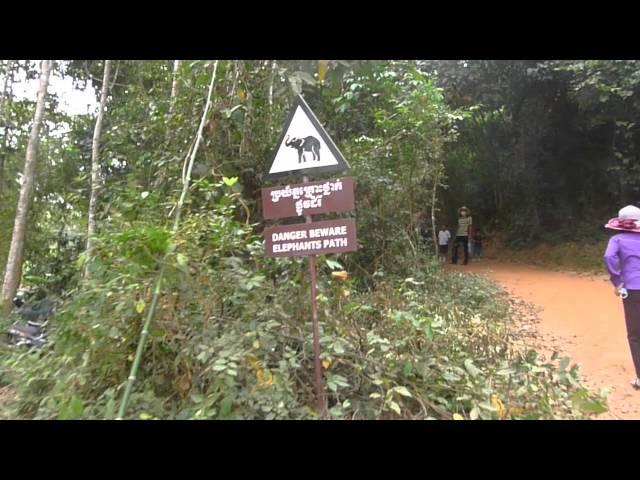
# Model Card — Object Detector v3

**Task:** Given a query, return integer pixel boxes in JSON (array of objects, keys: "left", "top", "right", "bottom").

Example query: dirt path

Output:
[{"left": 447, "top": 259, "right": 640, "bottom": 420}]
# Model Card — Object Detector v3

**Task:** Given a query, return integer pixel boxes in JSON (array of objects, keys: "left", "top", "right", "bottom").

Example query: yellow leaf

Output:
[
  {"left": 322, "top": 358, "right": 331, "bottom": 369},
  {"left": 393, "top": 386, "right": 412, "bottom": 398},
  {"left": 491, "top": 395, "right": 507, "bottom": 418},
  {"left": 238, "top": 88, "right": 246, "bottom": 103},
  {"left": 331, "top": 270, "right": 349, "bottom": 281},
  {"left": 318, "top": 60, "right": 328, "bottom": 83},
  {"left": 257, "top": 368, "right": 273, "bottom": 386},
  {"left": 253, "top": 340, "right": 260, "bottom": 349},
  {"left": 452, "top": 413, "right": 465, "bottom": 420},
  {"left": 244, "top": 353, "right": 259, "bottom": 368},
  {"left": 135, "top": 299, "right": 145, "bottom": 314}
]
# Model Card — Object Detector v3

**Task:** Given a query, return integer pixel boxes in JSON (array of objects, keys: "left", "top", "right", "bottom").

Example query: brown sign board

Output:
[
  {"left": 262, "top": 177, "right": 354, "bottom": 220},
  {"left": 265, "top": 218, "right": 357, "bottom": 258}
]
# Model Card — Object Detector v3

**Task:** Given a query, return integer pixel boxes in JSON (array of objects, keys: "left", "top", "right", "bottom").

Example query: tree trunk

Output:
[
  {"left": 230, "top": 60, "right": 240, "bottom": 97},
  {"left": 612, "top": 121, "right": 628, "bottom": 204},
  {"left": 0, "top": 60, "right": 15, "bottom": 188},
  {"left": 1, "top": 60, "right": 51, "bottom": 308},
  {"left": 431, "top": 167, "right": 440, "bottom": 259},
  {"left": 85, "top": 60, "right": 111, "bottom": 269},
  {"left": 239, "top": 62, "right": 251, "bottom": 160},
  {"left": 163, "top": 60, "right": 181, "bottom": 148},
  {"left": 268, "top": 60, "right": 277, "bottom": 106},
  {"left": 0, "top": 60, "right": 13, "bottom": 120},
  {"left": 168, "top": 60, "right": 181, "bottom": 116}
]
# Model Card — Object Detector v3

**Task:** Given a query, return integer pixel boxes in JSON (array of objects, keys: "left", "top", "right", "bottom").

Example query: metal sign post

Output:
[
  {"left": 262, "top": 95, "right": 354, "bottom": 419},
  {"left": 303, "top": 175, "right": 327, "bottom": 417}
]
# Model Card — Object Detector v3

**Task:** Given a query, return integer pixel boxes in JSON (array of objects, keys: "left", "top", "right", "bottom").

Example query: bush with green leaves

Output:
[{"left": 0, "top": 217, "right": 607, "bottom": 419}]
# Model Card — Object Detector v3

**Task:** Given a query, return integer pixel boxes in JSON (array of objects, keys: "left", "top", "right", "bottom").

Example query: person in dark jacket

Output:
[{"left": 472, "top": 227, "right": 483, "bottom": 261}]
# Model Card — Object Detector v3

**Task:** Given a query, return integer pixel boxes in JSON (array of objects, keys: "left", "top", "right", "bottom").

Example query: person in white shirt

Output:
[{"left": 438, "top": 225, "right": 451, "bottom": 262}]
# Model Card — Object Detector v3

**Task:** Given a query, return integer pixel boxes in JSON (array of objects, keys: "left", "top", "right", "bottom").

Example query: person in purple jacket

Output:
[{"left": 604, "top": 205, "right": 640, "bottom": 390}]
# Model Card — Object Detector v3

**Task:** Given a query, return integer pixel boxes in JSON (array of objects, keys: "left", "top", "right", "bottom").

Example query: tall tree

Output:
[
  {"left": 0, "top": 60, "right": 13, "bottom": 118},
  {"left": 1, "top": 60, "right": 52, "bottom": 307},
  {"left": 164, "top": 60, "right": 181, "bottom": 146},
  {"left": 85, "top": 60, "right": 111, "bottom": 267},
  {"left": 0, "top": 60, "right": 15, "bottom": 185},
  {"left": 168, "top": 60, "right": 181, "bottom": 116}
]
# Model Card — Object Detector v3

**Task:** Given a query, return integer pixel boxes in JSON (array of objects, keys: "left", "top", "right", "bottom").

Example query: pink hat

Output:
[{"left": 605, "top": 205, "right": 640, "bottom": 232}]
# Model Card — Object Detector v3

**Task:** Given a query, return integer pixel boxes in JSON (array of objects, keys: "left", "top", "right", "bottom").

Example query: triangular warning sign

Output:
[{"left": 265, "top": 95, "right": 350, "bottom": 179}]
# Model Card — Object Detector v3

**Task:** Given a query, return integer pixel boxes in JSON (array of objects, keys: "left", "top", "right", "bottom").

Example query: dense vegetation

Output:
[
  {"left": 428, "top": 60, "right": 640, "bottom": 247},
  {"left": 0, "top": 60, "right": 616, "bottom": 419}
]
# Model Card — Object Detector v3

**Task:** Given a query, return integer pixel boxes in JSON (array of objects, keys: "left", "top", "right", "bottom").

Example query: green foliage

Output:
[
  {"left": 498, "top": 239, "right": 609, "bottom": 274},
  {"left": 332, "top": 61, "right": 458, "bottom": 274},
  {"left": 0, "top": 247, "right": 606, "bottom": 419},
  {"left": 429, "top": 60, "right": 640, "bottom": 246}
]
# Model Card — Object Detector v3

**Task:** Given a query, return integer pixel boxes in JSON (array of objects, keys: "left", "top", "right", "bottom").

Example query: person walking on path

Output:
[
  {"left": 603, "top": 205, "right": 640, "bottom": 390},
  {"left": 438, "top": 224, "right": 451, "bottom": 262},
  {"left": 452, "top": 206, "right": 472, "bottom": 265}
]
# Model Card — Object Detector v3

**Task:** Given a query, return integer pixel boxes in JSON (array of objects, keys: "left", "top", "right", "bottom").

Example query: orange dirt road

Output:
[{"left": 448, "top": 260, "right": 640, "bottom": 419}]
